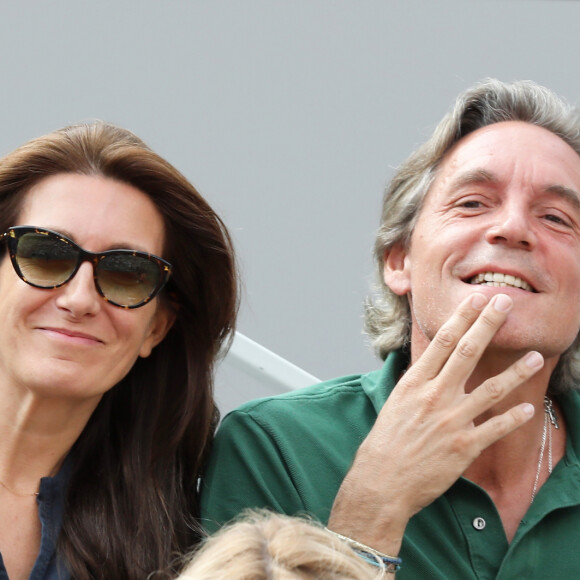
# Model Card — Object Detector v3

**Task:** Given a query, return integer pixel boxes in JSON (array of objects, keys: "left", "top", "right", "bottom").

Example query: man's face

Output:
[{"left": 385, "top": 121, "right": 580, "bottom": 361}]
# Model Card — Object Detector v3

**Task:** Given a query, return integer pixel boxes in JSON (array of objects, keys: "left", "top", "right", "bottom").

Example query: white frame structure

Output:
[{"left": 227, "top": 332, "right": 320, "bottom": 392}]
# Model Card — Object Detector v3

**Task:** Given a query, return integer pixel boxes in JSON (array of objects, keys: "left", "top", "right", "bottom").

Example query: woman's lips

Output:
[{"left": 38, "top": 327, "right": 104, "bottom": 345}]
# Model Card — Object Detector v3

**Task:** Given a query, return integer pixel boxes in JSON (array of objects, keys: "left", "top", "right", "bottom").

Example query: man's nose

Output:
[{"left": 484, "top": 206, "right": 538, "bottom": 250}]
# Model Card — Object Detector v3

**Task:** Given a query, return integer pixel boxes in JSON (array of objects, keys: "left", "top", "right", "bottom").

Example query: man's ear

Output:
[
  {"left": 138, "top": 305, "right": 177, "bottom": 359},
  {"left": 383, "top": 244, "right": 411, "bottom": 296}
]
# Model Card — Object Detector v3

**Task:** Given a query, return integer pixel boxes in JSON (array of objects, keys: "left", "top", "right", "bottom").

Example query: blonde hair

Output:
[{"left": 179, "top": 511, "right": 386, "bottom": 580}]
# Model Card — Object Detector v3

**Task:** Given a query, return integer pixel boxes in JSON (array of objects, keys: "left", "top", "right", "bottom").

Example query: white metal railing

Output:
[{"left": 226, "top": 331, "right": 320, "bottom": 392}]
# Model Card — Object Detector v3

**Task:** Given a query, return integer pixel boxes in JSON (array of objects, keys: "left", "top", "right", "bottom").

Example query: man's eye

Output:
[
  {"left": 544, "top": 214, "right": 569, "bottom": 226},
  {"left": 460, "top": 200, "right": 482, "bottom": 208}
]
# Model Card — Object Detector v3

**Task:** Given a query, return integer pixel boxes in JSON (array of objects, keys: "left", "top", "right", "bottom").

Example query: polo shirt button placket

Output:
[{"left": 472, "top": 517, "right": 486, "bottom": 530}]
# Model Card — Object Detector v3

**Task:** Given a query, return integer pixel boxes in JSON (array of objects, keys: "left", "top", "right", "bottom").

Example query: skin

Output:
[
  {"left": 0, "top": 174, "right": 174, "bottom": 580},
  {"left": 328, "top": 121, "right": 580, "bottom": 566},
  {"left": 393, "top": 121, "right": 580, "bottom": 365}
]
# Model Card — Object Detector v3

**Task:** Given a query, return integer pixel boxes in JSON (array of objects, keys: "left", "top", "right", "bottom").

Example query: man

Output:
[{"left": 201, "top": 80, "right": 580, "bottom": 578}]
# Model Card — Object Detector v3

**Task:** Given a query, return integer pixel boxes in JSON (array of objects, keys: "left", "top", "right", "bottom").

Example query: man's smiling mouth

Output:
[{"left": 468, "top": 271, "right": 536, "bottom": 292}]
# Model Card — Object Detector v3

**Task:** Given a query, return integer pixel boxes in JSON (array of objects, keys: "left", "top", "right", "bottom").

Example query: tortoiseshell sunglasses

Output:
[{"left": 1, "top": 226, "right": 172, "bottom": 309}]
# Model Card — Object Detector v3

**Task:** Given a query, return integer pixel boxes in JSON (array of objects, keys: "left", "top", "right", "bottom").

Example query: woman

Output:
[
  {"left": 179, "top": 510, "right": 388, "bottom": 580},
  {"left": 0, "top": 122, "right": 238, "bottom": 579}
]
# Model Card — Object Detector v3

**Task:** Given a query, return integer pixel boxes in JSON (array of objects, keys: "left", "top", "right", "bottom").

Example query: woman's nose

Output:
[{"left": 54, "top": 262, "right": 101, "bottom": 317}]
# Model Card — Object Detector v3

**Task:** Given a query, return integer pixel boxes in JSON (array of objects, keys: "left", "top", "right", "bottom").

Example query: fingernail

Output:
[
  {"left": 492, "top": 294, "right": 512, "bottom": 312},
  {"left": 470, "top": 293, "right": 486, "bottom": 310},
  {"left": 522, "top": 403, "right": 535, "bottom": 417},
  {"left": 525, "top": 351, "right": 544, "bottom": 369}
]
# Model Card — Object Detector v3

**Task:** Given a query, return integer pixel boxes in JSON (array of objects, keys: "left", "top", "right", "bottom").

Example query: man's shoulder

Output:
[
  {"left": 221, "top": 349, "right": 408, "bottom": 429},
  {"left": 217, "top": 352, "right": 405, "bottom": 445},
  {"left": 228, "top": 369, "right": 379, "bottom": 421}
]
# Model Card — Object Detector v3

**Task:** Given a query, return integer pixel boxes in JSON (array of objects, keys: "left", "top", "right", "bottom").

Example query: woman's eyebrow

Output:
[{"left": 42, "top": 226, "right": 154, "bottom": 253}]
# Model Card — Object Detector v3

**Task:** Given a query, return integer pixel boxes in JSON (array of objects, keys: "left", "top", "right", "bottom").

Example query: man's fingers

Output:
[
  {"left": 438, "top": 294, "right": 513, "bottom": 387},
  {"left": 472, "top": 402, "right": 536, "bottom": 452},
  {"left": 460, "top": 350, "right": 544, "bottom": 423},
  {"left": 410, "top": 293, "right": 489, "bottom": 380}
]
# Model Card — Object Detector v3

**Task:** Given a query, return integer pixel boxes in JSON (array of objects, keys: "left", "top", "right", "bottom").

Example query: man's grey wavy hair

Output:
[{"left": 365, "top": 78, "right": 580, "bottom": 394}]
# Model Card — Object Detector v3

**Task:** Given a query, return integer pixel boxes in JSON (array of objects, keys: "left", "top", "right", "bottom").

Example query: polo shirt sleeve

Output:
[
  {"left": 200, "top": 407, "right": 304, "bottom": 533},
  {"left": 199, "top": 372, "right": 383, "bottom": 534}
]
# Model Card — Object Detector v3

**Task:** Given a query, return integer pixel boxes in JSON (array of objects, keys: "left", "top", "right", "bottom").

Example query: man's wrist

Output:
[{"left": 324, "top": 527, "right": 402, "bottom": 574}]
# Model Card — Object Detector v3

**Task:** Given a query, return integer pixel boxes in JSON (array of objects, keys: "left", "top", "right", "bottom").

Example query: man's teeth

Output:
[{"left": 470, "top": 272, "right": 533, "bottom": 291}]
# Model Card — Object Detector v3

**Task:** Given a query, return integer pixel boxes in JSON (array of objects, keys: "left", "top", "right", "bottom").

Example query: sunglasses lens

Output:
[
  {"left": 97, "top": 254, "right": 161, "bottom": 307},
  {"left": 7, "top": 228, "right": 169, "bottom": 308},
  {"left": 15, "top": 233, "right": 78, "bottom": 286}
]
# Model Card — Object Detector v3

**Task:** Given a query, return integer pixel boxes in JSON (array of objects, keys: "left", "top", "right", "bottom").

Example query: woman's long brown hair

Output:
[{"left": 0, "top": 122, "right": 239, "bottom": 578}]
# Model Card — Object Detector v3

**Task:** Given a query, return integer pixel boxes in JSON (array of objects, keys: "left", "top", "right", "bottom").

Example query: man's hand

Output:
[{"left": 328, "top": 293, "right": 542, "bottom": 555}]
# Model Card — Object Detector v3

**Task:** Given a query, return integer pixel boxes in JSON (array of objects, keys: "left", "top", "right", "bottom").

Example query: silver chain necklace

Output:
[{"left": 531, "top": 396, "right": 559, "bottom": 503}]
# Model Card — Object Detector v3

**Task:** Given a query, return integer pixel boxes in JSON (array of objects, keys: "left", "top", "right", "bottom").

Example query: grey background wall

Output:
[{"left": 1, "top": 1, "right": 578, "bottom": 414}]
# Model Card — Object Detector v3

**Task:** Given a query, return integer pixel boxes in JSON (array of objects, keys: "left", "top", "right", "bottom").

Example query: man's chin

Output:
[{"left": 485, "top": 327, "right": 568, "bottom": 362}]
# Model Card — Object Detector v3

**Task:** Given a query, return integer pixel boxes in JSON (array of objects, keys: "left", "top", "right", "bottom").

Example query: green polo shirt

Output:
[{"left": 201, "top": 350, "right": 580, "bottom": 578}]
